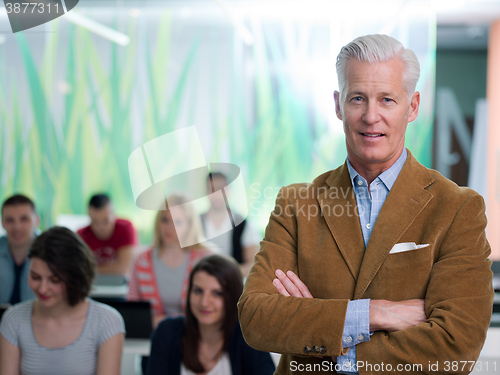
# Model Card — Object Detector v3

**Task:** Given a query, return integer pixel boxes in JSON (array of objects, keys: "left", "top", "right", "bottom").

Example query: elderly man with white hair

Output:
[{"left": 238, "top": 34, "right": 493, "bottom": 375}]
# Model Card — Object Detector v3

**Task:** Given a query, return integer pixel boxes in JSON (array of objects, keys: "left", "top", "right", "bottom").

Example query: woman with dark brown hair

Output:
[
  {"left": 147, "top": 255, "right": 275, "bottom": 375},
  {"left": 0, "top": 226, "right": 125, "bottom": 375}
]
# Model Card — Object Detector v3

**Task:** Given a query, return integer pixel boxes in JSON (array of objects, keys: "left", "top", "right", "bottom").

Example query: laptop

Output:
[
  {"left": 93, "top": 274, "right": 127, "bottom": 286},
  {"left": 93, "top": 299, "right": 153, "bottom": 339}
]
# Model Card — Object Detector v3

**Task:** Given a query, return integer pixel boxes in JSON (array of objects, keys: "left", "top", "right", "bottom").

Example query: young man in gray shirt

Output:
[{"left": 0, "top": 194, "right": 38, "bottom": 304}]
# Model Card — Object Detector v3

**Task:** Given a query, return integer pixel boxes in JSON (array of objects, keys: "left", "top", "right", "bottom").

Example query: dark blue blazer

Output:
[{"left": 147, "top": 316, "right": 276, "bottom": 375}]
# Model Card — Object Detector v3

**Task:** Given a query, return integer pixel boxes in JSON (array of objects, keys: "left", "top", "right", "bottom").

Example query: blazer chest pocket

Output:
[{"left": 385, "top": 243, "right": 434, "bottom": 269}]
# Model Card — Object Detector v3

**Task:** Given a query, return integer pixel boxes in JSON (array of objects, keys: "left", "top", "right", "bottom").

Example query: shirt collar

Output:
[{"left": 347, "top": 148, "right": 408, "bottom": 191}]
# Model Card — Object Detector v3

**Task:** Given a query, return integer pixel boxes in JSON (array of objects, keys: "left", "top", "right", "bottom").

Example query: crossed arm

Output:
[
  {"left": 238, "top": 187, "right": 493, "bottom": 374},
  {"left": 273, "top": 269, "right": 427, "bottom": 333}
]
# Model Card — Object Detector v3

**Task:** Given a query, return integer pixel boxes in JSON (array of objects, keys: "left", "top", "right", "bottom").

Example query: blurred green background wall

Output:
[{"left": 0, "top": 2, "right": 436, "bottom": 243}]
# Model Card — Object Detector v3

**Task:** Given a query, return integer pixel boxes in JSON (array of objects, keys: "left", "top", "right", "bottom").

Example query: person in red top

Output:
[{"left": 77, "top": 194, "right": 137, "bottom": 275}]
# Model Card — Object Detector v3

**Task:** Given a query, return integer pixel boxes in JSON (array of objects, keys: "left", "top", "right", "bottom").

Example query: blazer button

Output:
[
  {"left": 304, "top": 346, "right": 312, "bottom": 354},
  {"left": 319, "top": 346, "right": 327, "bottom": 354},
  {"left": 313, "top": 346, "right": 320, "bottom": 354}
]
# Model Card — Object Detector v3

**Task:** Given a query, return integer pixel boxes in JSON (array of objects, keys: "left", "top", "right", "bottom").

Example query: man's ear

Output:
[
  {"left": 334, "top": 91, "right": 342, "bottom": 121},
  {"left": 407, "top": 91, "right": 420, "bottom": 123}
]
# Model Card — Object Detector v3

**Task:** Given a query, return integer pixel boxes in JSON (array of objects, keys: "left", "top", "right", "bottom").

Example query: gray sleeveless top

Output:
[{"left": 0, "top": 299, "right": 125, "bottom": 375}]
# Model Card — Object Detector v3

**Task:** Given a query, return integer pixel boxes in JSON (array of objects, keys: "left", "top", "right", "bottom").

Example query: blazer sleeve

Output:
[
  {"left": 238, "top": 186, "right": 350, "bottom": 357},
  {"left": 357, "top": 192, "right": 494, "bottom": 374}
]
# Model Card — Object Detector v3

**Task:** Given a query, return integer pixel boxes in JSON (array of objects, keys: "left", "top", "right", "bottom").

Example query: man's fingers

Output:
[
  {"left": 286, "top": 270, "right": 313, "bottom": 298},
  {"left": 272, "top": 278, "right": 290, "bottom": 296},
  {"left": 273, "top": 269, "right": 314, "bottom": 298},
  {"left": 275, "top": 269, "right": 303, "bottom": 297}
]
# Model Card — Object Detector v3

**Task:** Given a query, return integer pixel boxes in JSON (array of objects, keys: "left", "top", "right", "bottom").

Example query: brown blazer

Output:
[{"left": 238, "top": 150, "right": 494, "bottom": 374}]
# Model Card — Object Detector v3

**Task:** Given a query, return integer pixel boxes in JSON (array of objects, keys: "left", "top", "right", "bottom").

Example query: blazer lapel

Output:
[
  {"left": 319, "top": 163, "right": 365, "bottom": 281},
  {"left": 354, "top": 152, "right": 435, "bottom": 299}
]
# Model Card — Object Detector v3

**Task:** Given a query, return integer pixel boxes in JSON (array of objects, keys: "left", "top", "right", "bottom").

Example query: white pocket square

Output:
[{"left": 389, "top": 242, "right": 429, "bottom": 254}]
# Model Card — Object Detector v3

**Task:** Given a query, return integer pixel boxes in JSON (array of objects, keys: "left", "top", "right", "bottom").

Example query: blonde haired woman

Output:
[{"left": 127, "top": 195, "right": 211, "bottom": 328}]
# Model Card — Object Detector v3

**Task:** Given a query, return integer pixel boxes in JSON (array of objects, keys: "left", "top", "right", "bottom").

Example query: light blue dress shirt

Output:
[{"left": 336, "top": 149, "right": 408, "bottom": 374}]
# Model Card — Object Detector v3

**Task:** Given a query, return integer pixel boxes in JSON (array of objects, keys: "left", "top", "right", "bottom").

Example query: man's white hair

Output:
[{"left": 336, "top": 34, "right": 420, "bottom": 103}]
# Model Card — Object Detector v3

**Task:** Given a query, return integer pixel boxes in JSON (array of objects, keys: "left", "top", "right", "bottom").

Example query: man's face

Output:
[
  {"left": 1, "top": 204, "right": 39, "bottom": 248},
  {"left": 334, "top": 58, "right": 420, "bottom": 172},
  {"left": 88, "top": 205, "right": 116, "bottom": 240}
]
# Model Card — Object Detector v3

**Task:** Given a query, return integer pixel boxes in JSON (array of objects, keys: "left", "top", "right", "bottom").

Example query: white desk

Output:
[
  {"left": 470, "top": 327, "right": 500, "bottom": 374},
  {"left": 124, "top": 339, "right": 150, "bottom": 356},
  {"left": 91, "top": 284, "right": 128, "bottom": 298},
  {"left": 477, "top": 327, "right": 500, "bottom": 358},
  {"left": 121, "top": 339, "right": 151, "bottom": 375},
  {"left": 91, "top": 274, "right": 129, "bottom": 299}
]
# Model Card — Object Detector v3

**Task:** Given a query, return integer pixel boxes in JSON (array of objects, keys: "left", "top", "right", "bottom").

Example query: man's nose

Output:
[{"left": 362, "top": 102, "right": 380, "bottom": 124}]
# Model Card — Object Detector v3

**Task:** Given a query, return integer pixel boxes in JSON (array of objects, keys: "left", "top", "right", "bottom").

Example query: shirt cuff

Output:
[
  {"left": 341, "top": 299, "right": 371, "bottom": 348},
  {"left": 335, "top": 299, "right": 371, "bottom": 374},
  {"left": 336, "top": 346, "right": 359, "bottom": 374}
]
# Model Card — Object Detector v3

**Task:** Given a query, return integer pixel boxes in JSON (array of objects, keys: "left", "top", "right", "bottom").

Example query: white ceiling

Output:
[
  {"left": 77, "top": 0, "right": 500, "bottom": 50},
  {"left": 435, "top": 0, "right": 500, "bottom": 25},
  {"left": 434, "top": 0, "right": 500, "bottom": 50},
  {"left": 77, "top": 0, "right": 500, "bottom": 24}
]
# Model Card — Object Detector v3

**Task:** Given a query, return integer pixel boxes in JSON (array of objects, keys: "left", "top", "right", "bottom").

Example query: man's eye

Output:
[
  {"left": 383, "top": 98, "right": 393, "bottom": 103},
  {"left": 352, "top": 96, "right": 362, "bottom": 101}
]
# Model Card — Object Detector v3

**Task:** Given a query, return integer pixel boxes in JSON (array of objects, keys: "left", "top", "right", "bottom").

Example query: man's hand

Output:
[
  {"left": 273, "top": 269, "right": 313, "bottom": 298},
  {"left": 369, "top": 299, "right": 427, "bottom": 332},
  {"left": 273, "top": 269, "right": 324, "bottom": 358},
  {"left": 273, "top": 270, "right": 427, "bottom": 333}
]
